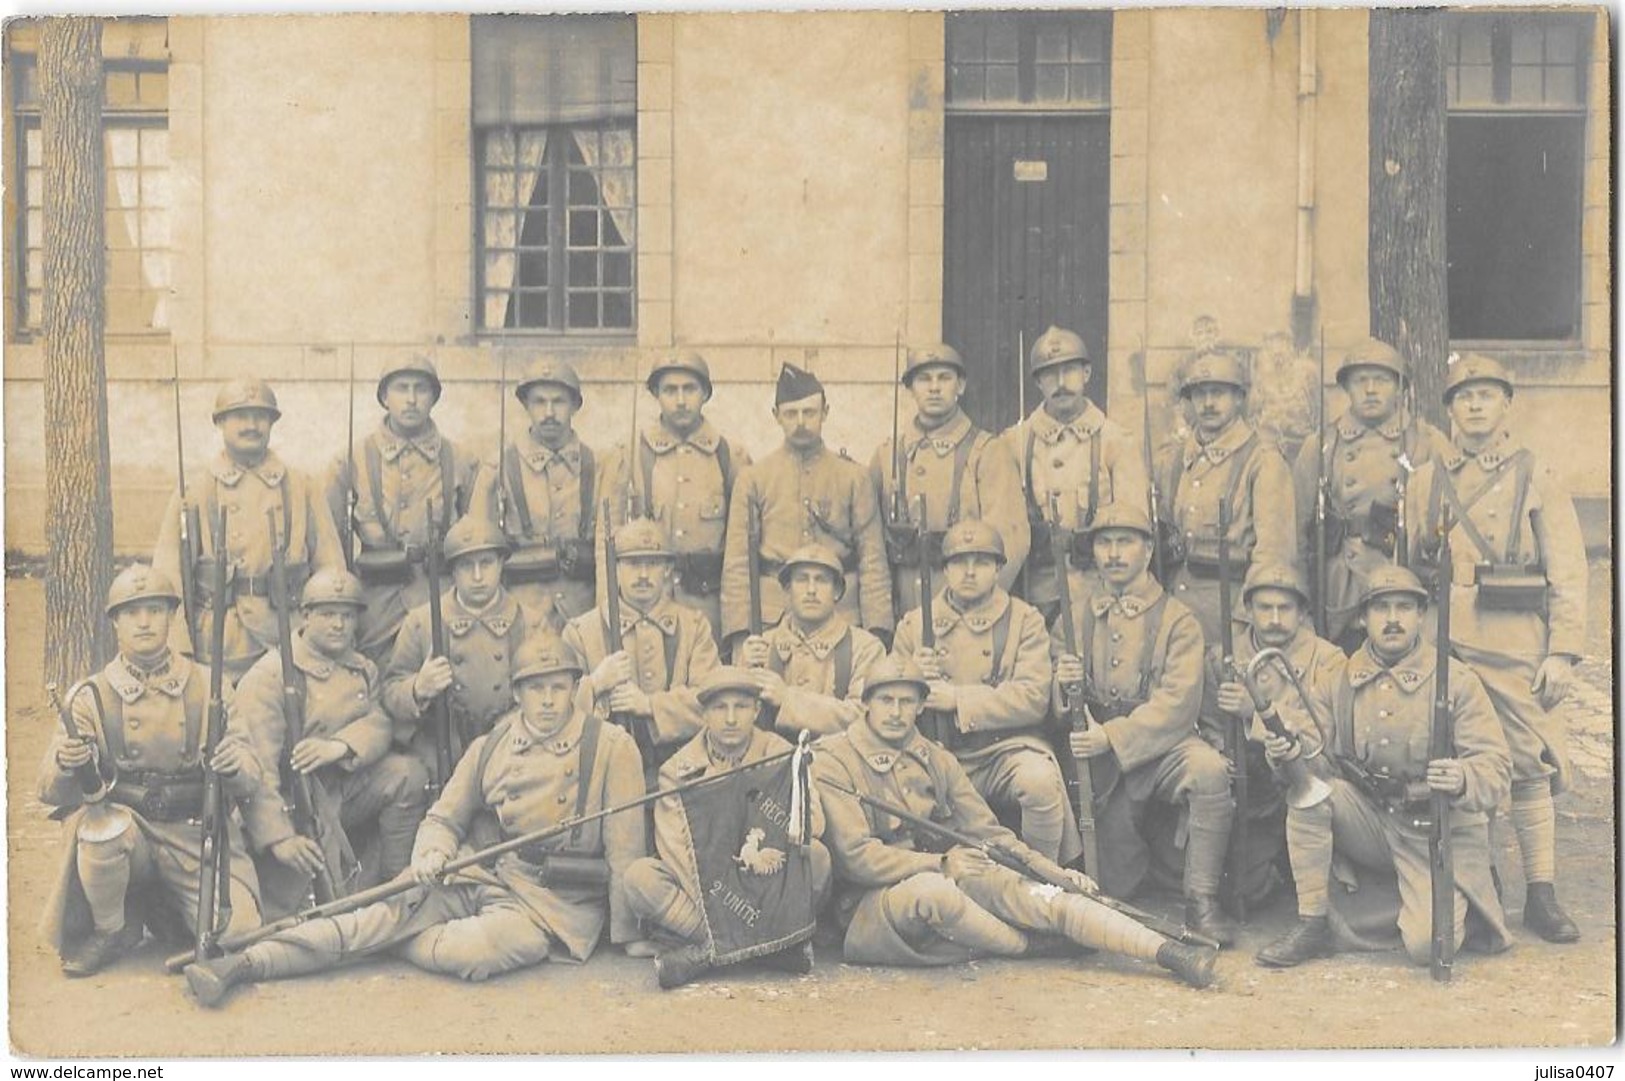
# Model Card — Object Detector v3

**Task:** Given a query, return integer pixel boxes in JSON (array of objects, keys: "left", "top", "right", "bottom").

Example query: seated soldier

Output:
[
  {"left": 231, "top": 570, "right": 430, "bottom": 918},
  {"left": 1256, "top": 567, "right": 1514, "bottom": 968},
  {"left": 891, "top": 520, "right": 1080, "bottom": 865},
  {"left": 1052, "top": 503, "right": 1237, "bottom": 946},
  {"left": 40, "top": 565, "right": 264, "bottom": 976},
  {"left": 736, "top": 544, "right": 887, "bottom": 738},
  {"left": 184, "top": 639, "right": 647, "bottom": 1005},
  {"left": 624, "top": 667, "right": 830, "bottom": 988},
  {"left": 813, "top": 656, "right": 1216, "bottom": 988}
]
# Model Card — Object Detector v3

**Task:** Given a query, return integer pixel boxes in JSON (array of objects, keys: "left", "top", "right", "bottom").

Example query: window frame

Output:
[{"left": 945, "top": 11, "right": 1113, "bottom": 116}]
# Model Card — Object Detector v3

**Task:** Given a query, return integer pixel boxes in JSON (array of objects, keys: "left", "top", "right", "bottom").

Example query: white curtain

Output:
[
  {"left": 482, "top": 130, "right": 548, "bottom": 329},
  {"left": 571, "top": 126, "right": 635, "bottom": 247}
]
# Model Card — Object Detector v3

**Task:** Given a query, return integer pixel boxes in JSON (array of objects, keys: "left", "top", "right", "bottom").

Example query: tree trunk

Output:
[
  {"left": 1368, "top": 9, "right": 1449, "bottom": 429},
  {"left": 41, "top": 18, "right": 113, "bottom": 689}
]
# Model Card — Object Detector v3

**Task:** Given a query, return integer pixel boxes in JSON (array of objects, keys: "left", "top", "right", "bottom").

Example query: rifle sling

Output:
[{"left": 1428, "top": 450, "right": 1533, "bottom": 564}]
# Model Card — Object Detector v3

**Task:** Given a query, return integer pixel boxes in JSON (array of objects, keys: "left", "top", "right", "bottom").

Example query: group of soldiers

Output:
[{"left": 37, "top": 323, "right": 1589, "bottom": 1007}]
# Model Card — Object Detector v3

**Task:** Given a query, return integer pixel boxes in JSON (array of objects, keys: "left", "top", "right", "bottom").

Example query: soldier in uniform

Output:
[
  {"left": 1001, "top": 325, "right": 1146, "bottom": 623},
  {"left": 891, "top": 520, "right": 1079, "bottom": 865},
  {"left": 469, "top": 359, "right": 597, "bottom": 626},
  {"left": 231, "top": 570, "right": 430, "bottom": 918},
  {"left": 39, "top": 565, "right": 264, "bottom": 976},
  {"left": 1404, "top": 354, "right": 1588, "bottom": 944},
  {"left": 812, "top": 656, "right": 1216, "bottom": 988},
  {"left": 566, "top": 518, "right": 720, "bottom": 778},
  {"left": 185, "top": 639, "right": 648, "bottom": 1005},
  {"left": 1052, "top": 503, "right": 1237, "bottom": 945},
  {"left": 624, "top": 667, "right": 830, "bottom": 988},
  {"left": 328, "top": 355, "right": 479, "bottom": 663},
  {"left": 735, "top": 544, "right": 888, "bottom": 739},
  {"left": 382, "top": 515, "right": 553, "bottom": 786},
  {"left": 1254, "top": 566, "right": 1513, "bottom": 968},
  {"left": 871, "top": 343, "right": 1029, "bottom": 615},
  {"left": 598, "top": 352, "right": 751, "bottom": 638},
  {"left": 721, "top": 362, "right": 892, "bottom": 653},
  {"left": 153, "top": 378, "right": 344, "bottom": 682},
  {"left": 1293, "top": 338, "right": 1448, "bottom": 649},
  {"left": 1153, "top": 349, "right": 1296, "bottom": 649}
]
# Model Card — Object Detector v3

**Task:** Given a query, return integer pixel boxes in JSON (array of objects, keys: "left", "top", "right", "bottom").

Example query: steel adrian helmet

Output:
[
  {"left": 442, "top": 515, "right": 512, "bottom": 565},
  {"left": 511, "top": 637, "right": 586, "bottom": 685},
  {"left": 105, "top": 563, "right": 182, "bottom": 617},
  {"left": 646, "top": 351, "right": 714, "bottom": 399},
  {"left": 1028, "top": 325, "right": 1091, "bottom": 378},
  {"left": 695, "top": 666, "right": 765, "bottom": 705},
  {"left": 901, "top": 343, "right": 968, "bottom": 386},
  {"left": 1083, "top": 501, "right": 1155, "bottom": 540},
  {"left": 515, "top": 359, "right": 584, "bottom": 408},
  {"left": 1178, "top": 350, "right": 1250, "bottom": 398},
  {"left": 775, "top": 543, "right": 848, "bottom": 598},
  {"left": 860, "top": 656, "right": 933, "bottom": 702},
  {"left": 1443, "top": 353, "right": 1514, "bottom": 404},
  {"left": 375, "top": 355, "right": 443, "bottom": 406},
  {"left": 299, "top": 569, "right": 368, "bottom": 610},
  {"left": 1242, "top": 562, "right": 1311, "bottom": 608},
  {"left": 1335, "top": 338, "right": 1407, "bottom": 387},
  {"left": 614, "top": 518, "right": 675, "bottom": 560},
  {"left": 1360, "top": 565, "right": 1431, "bottom": 608},
  {"left": 940, "top": 520, "right": 1007, "bottom": 565},
  {"left": 212, "top": 378, "right": 282, "bottom": 423}
]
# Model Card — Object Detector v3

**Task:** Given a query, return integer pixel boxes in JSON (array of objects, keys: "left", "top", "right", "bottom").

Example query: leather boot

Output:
[
  {"left": 654, "top": 943, "right": 714, "bottom": 990},
  {"left": 1524, "top": 883, "right": 1580, "bottom": 943},
  {"left": 1156, "top": 941, "right": 1218, "bottom": 989},
  {"left": 61, "top": 923, "right": 142, "bottom": 978},
  {"left": 1185, "top": 894, "right": 1238, "bottom": 948},
  {"left": 1255, "top": 915, "right": 1334, "bottom": 968},
  {"left": 758, "top": 941, "right": 814, "bottom": 975},
  {"left": 185, "top": 952, "right": 260, "bottom": 1008}
]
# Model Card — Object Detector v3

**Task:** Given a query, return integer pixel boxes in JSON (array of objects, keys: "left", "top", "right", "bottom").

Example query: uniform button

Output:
[
  {"left": 1379, "top": 710, "right": 1389, "bottom": 718},
  {"left": 455, "top": 682, "right": 465, "bottom": 691},
  {"left": 1108, "top": 687, "right": 1120, "bottom": 697},
  {"left": 1344, "top": 478, "right": 1356, "bottom": 487},
  {"left": 1192, "top": 480, "right": 1202, "bottom": 489},
  {"left": 1110, "top": 658, "right": 1121, "bottom": 667},
  {"left": 981, "top": 648, "right": 992, "bottom": 657},
  {"left": 677, "top": 502, "right": 687, "bottom": 510},
  {"left": 1052, "top": 458, "right": 1065, "bottom": 469},
  {"left": 557, "top": 794, "right": 569, "bottom": 804},
  {"left": 1378, "top": 737, "right": 1390, "bottom": 746},
  {"left": 493, "top": 651, "right": 503, "bottom": 660},
  {"left": 492, "top": 683, "right": 502, "bottom": 692},
  {"left": 1345, "top": 452, "right": 1357, "bottom": 462},
  {"left": 915, "top": 466, "right": 926, "bottom": 477},
  {"left": 453, "top": 653, "right": 465, "bottom": 664},
  {"left": 128, "top": 747, "right": 142, "bottom": 759},
  {"left": 128, "top": 719, "right": 140, "bottom": 730},
  {"left": 676, "top": 476, "right": 688, "bottom": 484},
  {"left": 676, "top": 530, "right": 686, "bottom": 538},
  {"left": 565, "top": 767, "right": 575, "bottom": 777},
  {"left": 1111, "top": 633, "right": 1122, "bottom": 643}
]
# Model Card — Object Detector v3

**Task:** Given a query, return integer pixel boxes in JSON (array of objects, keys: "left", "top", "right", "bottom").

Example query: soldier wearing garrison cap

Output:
[
  {"left": 722, "top": 362, "right": 892, "bottom": 658},
  {"left": 382, "top": 516, "right": 556, "bottom": 784},
  {"left": 891, "top": 520, "right": 1077, "bottom": 865},
  {"left": 186, "top": 634, "right": 647, "bottom": 1006},
  {"left": 1153, "top": 344, "right": 1297, "bottom": 650},
  {"left": 1292, "top": 337, "right": 1449, "bottom": 649},
  {"left": 1255, "top": 563, "right": 1514, "bottom": 970},
  {"left": 1051, "top": 502, "right": 1237, "bottom": 945},
  {"left": 872, "top": 343, "right": 1029, "bottom": 615},
  {"left": 1402, "top": 351, "right": 1588, "bottom": 945},
  {"left": 231, "top": 568, "right": 430, "bottom": 918},
  {"left": 39, "top": 564, "right": 265, "bottom": 977},
  {"left": 470, "top": 358, "right": 598, "bottom": 626},
  {"left": 154, "top": 377, "right": 344, "bottom": 682},
  {"left": 328, "top": 354, "right": 480, "bottom": 663},
  {"left": 598, "top": 352, "right": 751, "bottom": 640},
  {"left": 1001, "top": 324, "right": 1147, "bottom": 623}
]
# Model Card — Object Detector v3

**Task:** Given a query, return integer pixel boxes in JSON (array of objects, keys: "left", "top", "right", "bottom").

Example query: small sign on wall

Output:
[{"left": 1013, "top": 159, "right": 1048, "bottom": 182}]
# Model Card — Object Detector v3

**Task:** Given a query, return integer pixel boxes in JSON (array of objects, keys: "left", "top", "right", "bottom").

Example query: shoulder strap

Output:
[
  {"left": 364, "top": 439, "right": 395, "bottom": 545},
  {"left": 1220, "top": 431, "right": 1259, "bottom": 523},
  {"left": 717, "top": 437, "right": 734, "bottom": 507},
  {"left": 1084, "top": 429, "right": 1101, "bottom": 525},
  {"left": 503, "top": 445, "right": 535, "bottom": 538},
  {"left": 1080, "top": 602, "right": 1099, "bottom": 688},
  {"left": 568, "top": 712, "right": 604, "bottom": 848},
  {"left": 638, "top": 437, "right": 657, "bottom": 519},
  {"left": 662, "top": 625, "right": 680, "bottom": 688},
  {"left": 832, "top": 628, "right": 854, "bottom": 699},
  {"left": 474, "top": 717, "right": 512, "bottom": 791},
  {"left": 985, "top": 603, "right": 1015, "bottom": 685},
  {"left": 82, "top": 677, "right": 123, "bottom": 765},
  {"left": 438, "top": 440, "right": 456, "bottom": 529},
  {"left": 1502, "top": 451, "right": 1536, "bottom": 563},
  {"left": 1438, "top": 466, "right": 1516, "bottom": 563},
  {"left": 944, "top": 426, "right": 980, "bottom": 525},
  {"left": 180, "top": 670, "right": 208, "bottom": 764},
  {"left": 1139, "top": 595, "right": 1173, "bottom": 699},
  {"left": 1022, "top": 425, "right": 1041, "bottom": 518},
  {"left": 1333, "top": 675, "right": 1357, "bottom": 758},
  {"left": 578, "top": 444, "right": 596, "bottom": 540}
]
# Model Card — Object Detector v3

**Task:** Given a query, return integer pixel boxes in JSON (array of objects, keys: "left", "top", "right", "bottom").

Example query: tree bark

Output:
[
  {"left": 1368, "top": 8, "right": 1449, "bottom": 429},
  {"left": 41, "top": 18, "right": 113, "bottom": 688}
]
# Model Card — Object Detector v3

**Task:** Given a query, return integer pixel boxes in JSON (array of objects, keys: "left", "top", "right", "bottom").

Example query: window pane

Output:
[
  {"left": 1510, "top": 21, "right": 1543, "bottom": 63},
  {"left": 140, "top": 168, "right": 170, "bottom": 207},
  {"left": 985, "top": 23, "right": 1018, "bottom": 63},
  {"left": 946, "top": 20, "right": 985, "bottom": 62},
  {"left": 604, "top": 252, "right": 632, "bottom": 288},
  {"left": 602, "top": 292, "right": 632, "bottom": 328},
  {"left": 1036, "top": 27, "right": 1068, "bottom": 62},
  {"left": 26, "top": 291, "right": 42, "bottom": 328},
  {"left": 140, "top": 128, "right": 168, "bottom": 163},
  {"left": 1035, "top": 65, "right": 1067, "bottom": 102},
  {"left": 568, "top": 251, "right": 598, "bottom": 286},
  {"left": 1072, "top": 24, "right": 1106, "bottom": 62},
  {"left": 1456, "top": 63, "right": 1494, "bottom": 106},
  {"left": 1509, "top": 65, "right": 1543, "bottom": 103},
  {"left": 105, "top": 71, "right": 139, "bottom": 107},
  {"left": 26, "top": 127, "right": 42, "bottom": 163},
  {"left": 948, "top": 64, "right": 985, "bottom": 103},
  {"left": 1546, "top": 24, "right": 1580, "bottom": 63},
  {"left": 514, "top": 291, "right": 547, "bottom": 329},
  {"left": 568, "top": 291, "right": 598, "bottom": 328},
  {"left": 986, "top": 65, "right": 1019, "bottom": 103},
  {"left": 106, "top": 127, "right": 139, "bottom": 164},
  {"left": 137, "top": 70, "right": 168, "bottom": 108},
  {"left": 568, "top": 209, "right": 598, "bottom": 247},
  {"left": 519, "top": 251, "right": 549, "bottom": 289}
]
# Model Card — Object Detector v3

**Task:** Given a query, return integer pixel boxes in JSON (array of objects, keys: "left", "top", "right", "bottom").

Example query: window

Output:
[
  {"left": 473, "top": 15, "right": 636, "bottom": 335},
  {"left": 10, "top": 18, "right": 171, "bottom": 336},
  {"left": 1445, "top": 12, "right": 1590, "bottom": 342},
  {"left": 947, "top": 12, "right": 1111, "bottom": 112}
]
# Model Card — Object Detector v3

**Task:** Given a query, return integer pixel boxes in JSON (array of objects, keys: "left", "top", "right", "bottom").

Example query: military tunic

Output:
[
  {"left": 1286, "top": 643, "right": 1514, "bottom": 963},
  {"left": 1155, "top": 420, "right": 1297, "bottom": 648},
  {"left": 153, "top": 451, "right": 344, "bottom": 681},
  {"left": 328, "top": 421, "right": 478, "bottom": 661},
  {"left": 38, "top": 654, "right": 263, "bottom": 951},
  {"left": 721, "top": 444, "right": 893, "bottom": 639},
  {"left": 1404, "top": 428, "right": 1587, "bottom": 792},
  {"left": 469, "top": 429, "right": 597, "bottom": 624},
  {"left": 598, "top": 419, "right": 752, "bottom": 637},
  {"left": 1002, "top": 401, "right": 1147, "bottom": 614},
  {"left": 232, "top": 631, "right": 429, "bottom": 917},
  {"left": 892, "top": 587, "right": 1079, "bottom": 864},
  {"left": 870, "top": 410, "right": 1030, "bottom": 614},
  {"left": 755, "top": 616, "right": 887, "bottom": 738},
  {"left": 1292, "top": 410, "right": 1449, "bottom": 642}
]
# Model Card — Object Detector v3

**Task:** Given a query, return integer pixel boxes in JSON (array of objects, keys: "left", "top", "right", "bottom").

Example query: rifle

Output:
[
  {"left": 602, "top": 500, "right": 655, "bottom": 762},
  {"left": 625, "top": 365, "right": 641, "bottom": 520},
  {"left": 1429, "top": 507, "right": 1456, "bottom": 983},
  {"left": 1311, "top": 328, "right": 1327, "bottom": 636},
  {"left": 746, "top": 497, "right": 765, "bottom": 639},
  {"left": 193, "top": 505, "right": 233, "bottom": 964},
  {"left": 496, "top": 350, "right": 509, "bottom": 533},
  {"left": 267, "top": 509, "right": 343, "bottom": 907},
  {"left": 1132, "top": 342, "right": 1168, "bottom": 587},
  {"left": 890, "top": 331, "right": 908, "bottom": 530},
  {"left": 342, "top": 344, "right": 357, "bottom": 573},
  {"left": 817, "top": 778, "right": 1220, "bottom": 950},
  {"left": 167, "top": 745, "right": 805, "bottom": 972},
  {"left": 424, "top": 497, "right": 453, "bottom": 792},
  {"left": 1017, "top": 329, "right": 1029, "bottom": 601},
  {"left": 1218, "top": 497, "right": 1249, "bottom": 924},
  {"left": 1049, "top": 492, "right": 1100, "bottom": 877},
  {"left": 915, "top": 493, "right": 950, "bottom": 749},
  {"left": 171, "top": 348, "right": 201, "bottom": 649}
]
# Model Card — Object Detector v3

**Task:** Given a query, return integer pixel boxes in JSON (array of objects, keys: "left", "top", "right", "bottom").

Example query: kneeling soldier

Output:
[
  {"left": 624, "top": 667, "right": 830, "bottom": 987},
  {"left": 893, "top": 520, "right": 1079, "bottom": 865},
  {"left": 813, "top": 657, "right": 1215, "bottom": 988},
  {"left": 1256, "top": 567, "right": 1513, "bottom": 968},
  {"left": 185, "top": 639, "right": 647, "bottom": 1005},
  {"left": 40, "top": 565, "right": 263, "bottom": 976}
]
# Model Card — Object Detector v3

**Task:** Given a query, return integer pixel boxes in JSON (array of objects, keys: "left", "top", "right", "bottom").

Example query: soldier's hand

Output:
[
  {"left": 290, "top": 737, "right": 351, "bottom": 774},
  {"left": 1062, "top": 868, "right": 1100, "bottom": 896},
  {"left": 739, "top": 635, "right": 771, "bottom": 670},
  {"left": 210, "top": 740, "right": 250, "bottom": 777},
  {"left": 270, "top": 836, "right": 326, "bottom": 877},
  {"left": 1261, "top": 731, "right": 1298, "bottom": 764},
  {"left": 1215, "top": 681, "right": 1252, "bottom": 717},
  {"left": 56, "top": 737, "right": 94, "bottom": 772},
  {"left": 591, "top": 651, "right": 633, "bottom": 691},
  {"left": 914, "top": 648, "right": 945, "bottom": 682},
  {"left": 925, "top": 682, "right": 957, "bottom": 712},
  {"left": 1070, "top": 726, "right": 1112, "bottom": 759},
  {"left": 414, "top": 656, "right": 456, "bottom": 702},
  {"left": 1054, "top": 654, "right": 1086, "bottom": 687},
  {"left": 412, "top": 849, "right": 451, "bottom": 886},
  {"left": 749, "top": 666, "right": 787, "bottom": 707},
  {"left": 1425, "top": 758, "right": 1467, "bottom": 797},
  {"left": 609, "top": 683, "right": 653, "bottom": 717},
  {"left": 1531, "top": 656, "right": 1576, "bottom": 710},
  {"left": 943, "top": 845, "right": 994, "bottom": 882}
]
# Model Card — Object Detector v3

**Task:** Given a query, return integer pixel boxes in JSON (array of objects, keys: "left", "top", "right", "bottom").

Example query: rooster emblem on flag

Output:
[{"left": 734, "top": 828, "right": 786, "bottom": 876}]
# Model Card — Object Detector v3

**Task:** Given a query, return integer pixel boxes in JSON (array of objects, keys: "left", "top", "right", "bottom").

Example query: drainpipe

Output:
[{"left": 1291, "top": 9, "right": 1318, "bottom": 350}]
